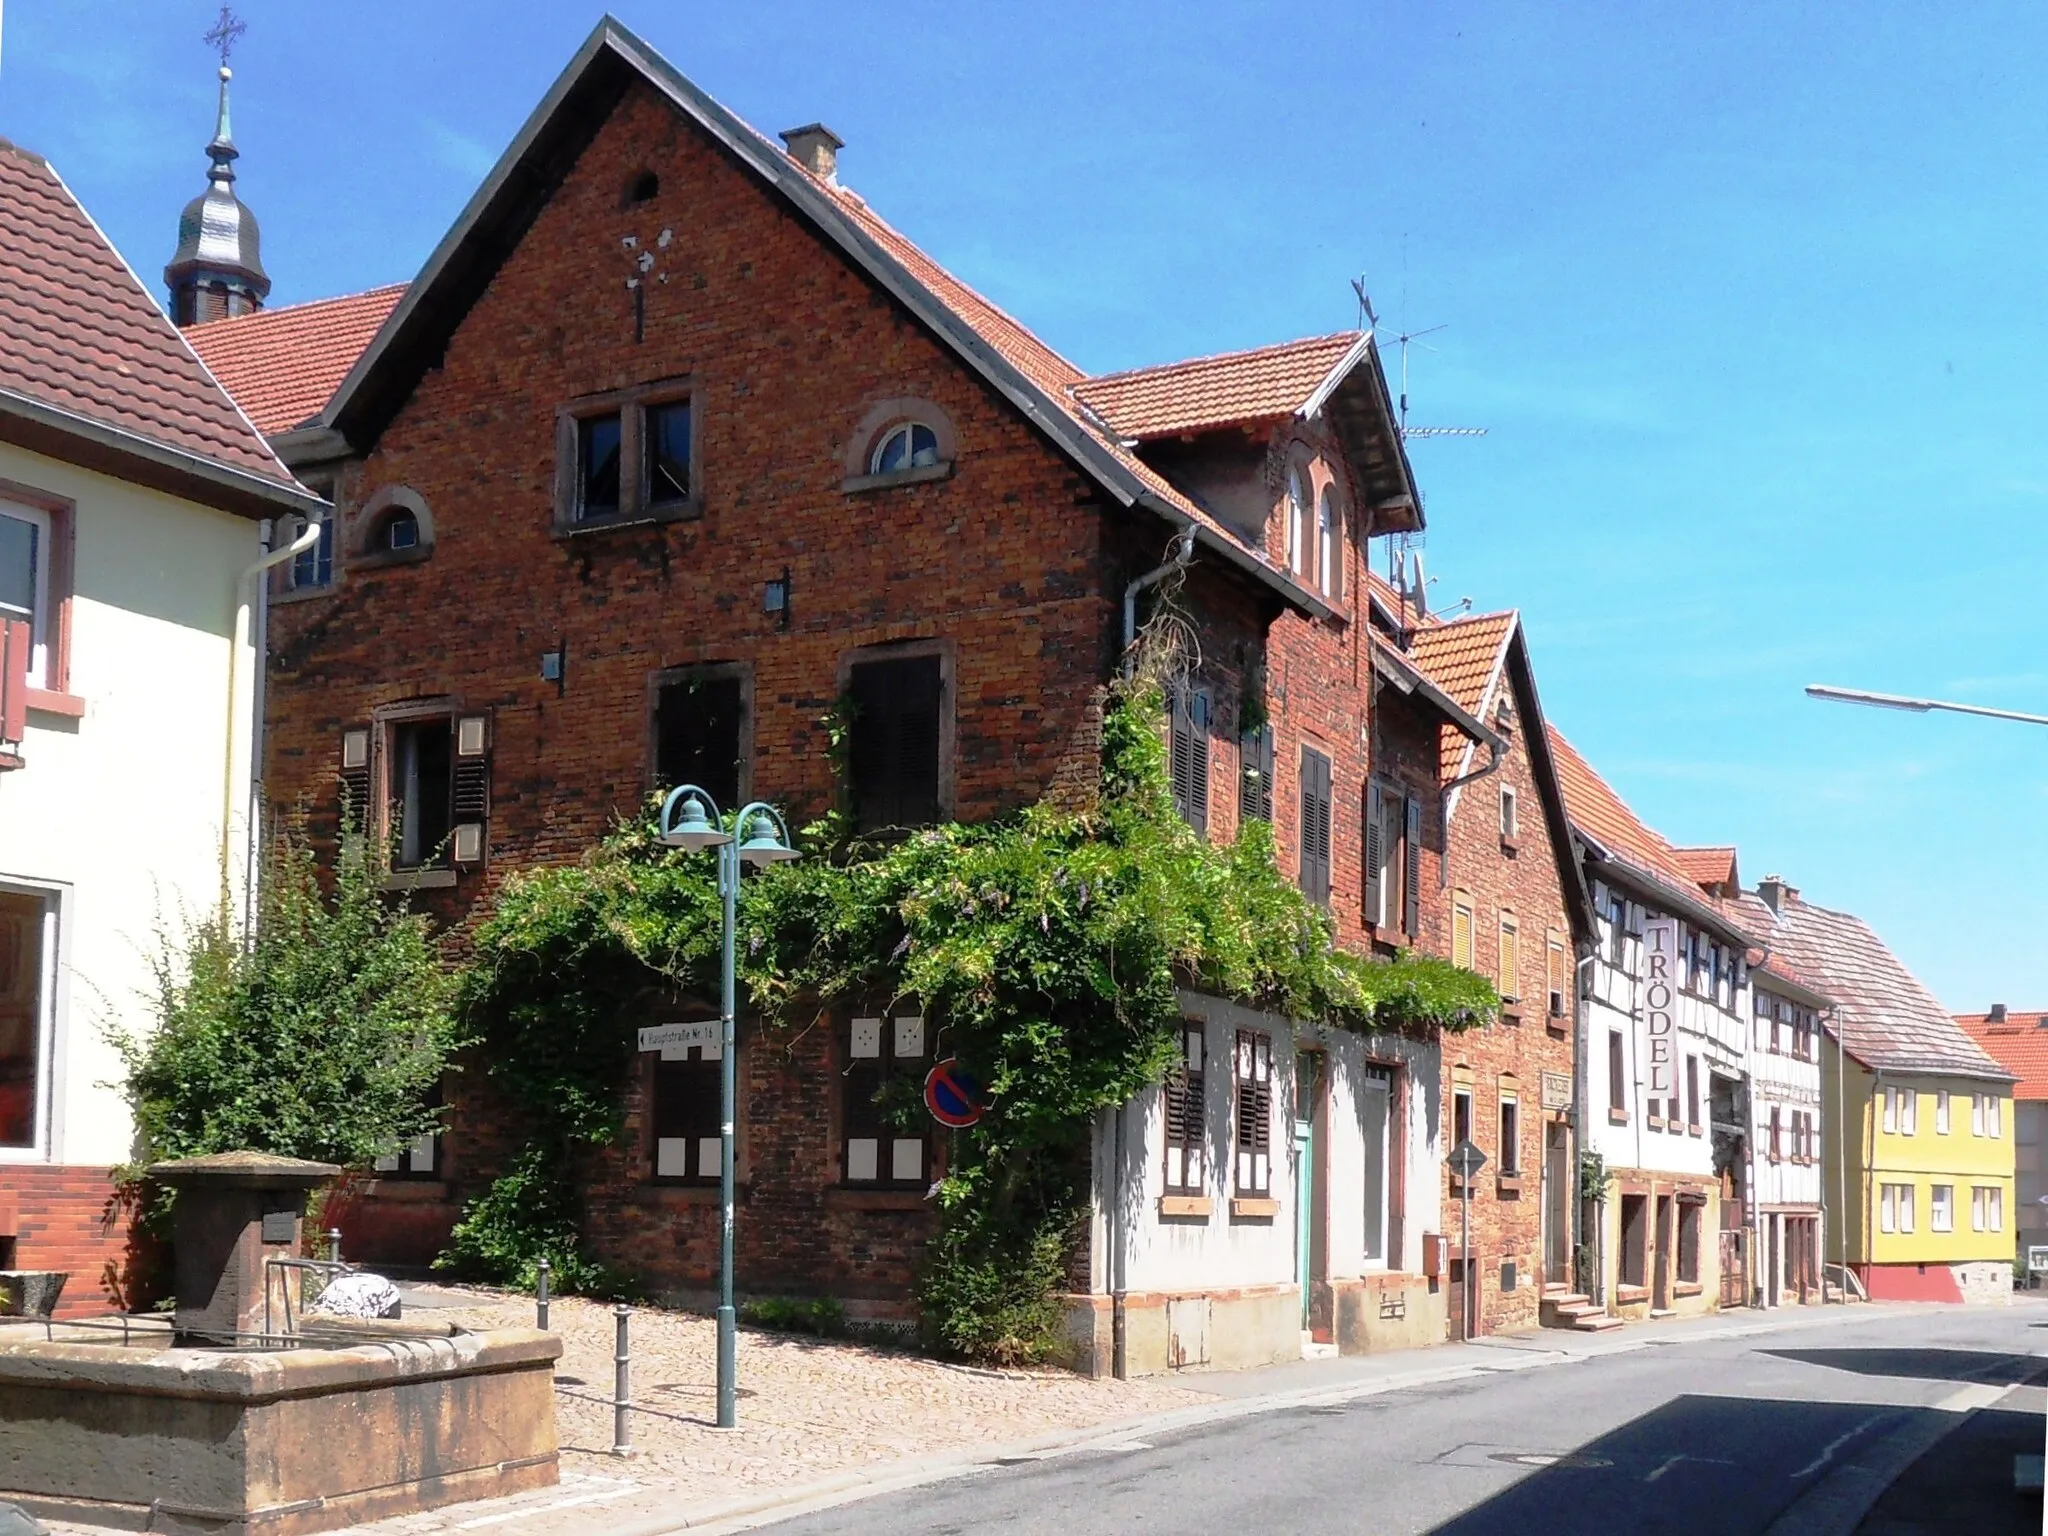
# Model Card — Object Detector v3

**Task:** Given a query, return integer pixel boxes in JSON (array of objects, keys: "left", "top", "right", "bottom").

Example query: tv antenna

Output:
[{"left": 1352, "top": 276, "right": 1488, "bottom": 442}]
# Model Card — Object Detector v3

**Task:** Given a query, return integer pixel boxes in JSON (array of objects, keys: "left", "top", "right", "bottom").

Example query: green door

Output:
[{"left": 1295, "top": 1052, "right": 1318, "bottom": 1329}]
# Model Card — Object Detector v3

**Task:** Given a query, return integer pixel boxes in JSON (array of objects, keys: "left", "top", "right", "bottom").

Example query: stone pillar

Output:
[{"left": 148, "top": 1151, "right": 339, "bottom": 1344}]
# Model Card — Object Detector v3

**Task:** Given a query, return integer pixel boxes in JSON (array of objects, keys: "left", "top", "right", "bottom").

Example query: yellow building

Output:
[{"left": 1761, "top": 881, "right": 2016, "bottom": 1303}]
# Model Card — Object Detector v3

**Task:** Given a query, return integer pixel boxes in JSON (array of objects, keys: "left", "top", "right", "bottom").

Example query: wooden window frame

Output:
[
  {"left": 0, "top": 481, "right": 79, "bottom": 712},
  {"left": 1451, "top": 889, "right": 1474, "bottom": 969},
  {"left": 1238, "top": 721, "right": 1274, "bottom": 826},
  {"left": 1162, "top": 1021, "right": 1208, "bottom": 1199},
  {"left": 1232, "top": 1029, "right": 1274, "bottom": 1200},
  {"left": 1607, "top": 1029, "right": 1628, "bottom": 1121},
  {"left": 840, "top": 1013, "right": 933, "bottom": 1188},
  {"left": 838, "top": 639, "right": 956, "bottom": 832},
  {"left": 842, "top": 398, "right": 959, "bottom": 493},
  {"left": 1169, "top": 686, "right": 1212, "bottom": 837},
  {"left": 554, "top": 378, "right": 701, "bottom": 534},
  {"left": 1297, "top": 744, "right": 1332, "bottom": 907},
  {"left": 649, "top": 661, "right": 753, "bottom": 806},
  {"left": 1497, "top": 910, "right": 1520, "bottom": 1003},
  {"left": 366, "top": 701, "right": 490, "bottom": 883},
  {"left": 1497, "top": 1092, "right": 1520, "bottom": 1176}
]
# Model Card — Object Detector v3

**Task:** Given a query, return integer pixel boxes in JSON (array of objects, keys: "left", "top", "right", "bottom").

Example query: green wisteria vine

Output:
[{"left": 440, "top": 684, "right": 1498, "bottom": 1360}]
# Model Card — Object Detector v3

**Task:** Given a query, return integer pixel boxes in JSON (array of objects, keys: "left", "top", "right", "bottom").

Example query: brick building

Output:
[{"left": 187, "top": 20, "right": 1541, "bottom": 1368}]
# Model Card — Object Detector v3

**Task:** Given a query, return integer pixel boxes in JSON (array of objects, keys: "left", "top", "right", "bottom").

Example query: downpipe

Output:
[{"left": 1121, "top": 530, "right": 1195, "bottom": 677}]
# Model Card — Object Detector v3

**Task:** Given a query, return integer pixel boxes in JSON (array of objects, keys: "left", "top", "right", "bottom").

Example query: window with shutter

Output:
[
  {"left": 1363, "top": 781, "right": 1384, "bottom": 925},
  {"left": 1233, "top": 1030, "right": 1273, "bottom": 1196},
  {"left": 1, "top": 617, "right": 31, "bottom": 765},
  {"left": 1238, "top": 722, "right": 1274, "bottom": 825},
  {"left": 1497, "top": 911, "right": 1519, "bottom": 1002},
  {"left": 1163, "top": 1021, "right": 1207, "bottom": 1195},
  {"left": 652, "top": 1038, "right": 722, "bottom": 1183},
  {"left": 451, "top": 714, "right": 489, "bottom": 865},
  {"left": 655, "top": 669, "right": 745, "bottom": 812},
  {"left": 1451, "top": 891, "right": 1473, "bottom": 969},
  {"left": 339, "top": 727, "right": 372, "bottom": 830},
  {"left": 1169, "top": 688, "right": 1211, "bottom": 836},
  {"left": 1547, "top": 933, "right": 1567, "bottom": 1016},
  {"left": 390, "top": 718, "right": 455, "bottom": 869},
  {"left": 1403, "top": 795, "right": 1422, "bottom": 940},
  {"left": 848, "top": 655, "right": 943, "bottom": 832},
  {"left": 841, "top": 1014, "right": 932, "bottom": 1185},
  {"left": 1297, "top": 748, "right": 1331, "bottom": 905}
]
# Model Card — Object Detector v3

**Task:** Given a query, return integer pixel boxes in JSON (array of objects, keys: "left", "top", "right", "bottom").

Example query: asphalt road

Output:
[{"left": 751, "top": 1305, "right": 2048, "bottom": 1536}]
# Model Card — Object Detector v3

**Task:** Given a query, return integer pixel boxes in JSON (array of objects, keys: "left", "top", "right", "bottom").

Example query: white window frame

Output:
[
  {"left": 1930, "top": 1183, "right": 1952, "bottom": 1232},
  {"left": 1988, "top": 1095, "right": 2003, "bottom": 1139},
  {"left": 1499, "top": 784, "right": 1518, "bottom": 842},
  {"left": 1316, "top": 485, "right": 1338, "bottom": 598},
  {"left": 1898, "top": 1088, "right": 1916, "bottom": 1136},
  {"left": 1286, "top": 469, "right": 1308, "bottom": 577},
  {"left": 0, "top": 878, "right": 65, "bottom": 1165},
  {"left": 0, "top": 501, "right": 53, "bottom": 688},
  {"left": 869, "top": 421, "right": 940, "bottom": 476},
  {"left": 1935, "top": 1090, "right": 1950, "bottom": 1135},
  {"left": 1971, "top": 1094, "right": 1985, "bottom": 1137}
]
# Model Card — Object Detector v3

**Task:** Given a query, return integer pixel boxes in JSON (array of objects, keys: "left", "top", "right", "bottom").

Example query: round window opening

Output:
[
  {"left": 871, "top": 422, "right": 940, "bottom": 475},
  {"left": 382, "top": 509, "right": 421, "bottom": 552}
]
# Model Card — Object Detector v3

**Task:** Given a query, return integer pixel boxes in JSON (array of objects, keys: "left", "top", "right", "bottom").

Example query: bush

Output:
[
  {"left": 740, "top": 1295, "right": 847, "bottom": 1337},
  {"left": 114, "top": 825, "right": 462, "bottom": 1177}
]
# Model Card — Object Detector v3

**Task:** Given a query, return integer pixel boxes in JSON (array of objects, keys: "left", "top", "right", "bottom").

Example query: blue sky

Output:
[{"left": 4, "top": 2, "right": 2043, "bottom": 1009}]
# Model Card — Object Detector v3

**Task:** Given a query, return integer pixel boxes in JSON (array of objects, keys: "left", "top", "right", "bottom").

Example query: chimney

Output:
[
  {"left": 1757, "top": 874, "right": 1788, "bottom": 914},
  {"left": 780, "top": 123, "right": 844, "bottom": 184},
  {"left": 1989, "top": 1002, "right": 2008, "bottom": 1023}
]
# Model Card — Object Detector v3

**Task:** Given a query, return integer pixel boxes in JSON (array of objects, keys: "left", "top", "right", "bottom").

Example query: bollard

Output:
[
  {"left": 327, "top": 1227, "right": 343, "bottom": 1265},
  {"left": 535, "top": 1258, "right": 551, "bottom": 1330},
  {"left": 611, "top": 1304, "right": 632, "bottom": 1457}
]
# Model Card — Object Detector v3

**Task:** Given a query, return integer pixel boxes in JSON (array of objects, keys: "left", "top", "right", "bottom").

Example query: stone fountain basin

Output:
[{"left": 0, "top": 1319, "right": 560, "bottom": 1535}]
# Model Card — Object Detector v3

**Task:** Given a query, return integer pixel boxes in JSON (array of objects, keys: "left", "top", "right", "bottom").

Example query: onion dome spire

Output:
[{"left": 166, "top": 22, "right": 270, "bottom": 327}]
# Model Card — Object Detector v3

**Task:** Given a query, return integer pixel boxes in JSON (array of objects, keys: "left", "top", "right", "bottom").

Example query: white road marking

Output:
[
  {"left": 1792, "top": 1420, "right": 1876, "bottom": 1479},
  {"left": 1932, "top": 1382, "right": 2006, "bottom": 1414}
]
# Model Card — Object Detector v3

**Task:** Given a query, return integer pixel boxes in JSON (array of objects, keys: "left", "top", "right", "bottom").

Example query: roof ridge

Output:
[
  {"left": 1079, "top": 329, "right": 1364, "bottom": 386},
  {"left": 186, "top": 280, "right": 410, "bottom": 332}
]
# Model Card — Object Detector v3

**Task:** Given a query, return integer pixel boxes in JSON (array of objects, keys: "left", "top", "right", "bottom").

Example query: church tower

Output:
[{"left": 165, "top": 61, "right": 270, "bottom": 326}]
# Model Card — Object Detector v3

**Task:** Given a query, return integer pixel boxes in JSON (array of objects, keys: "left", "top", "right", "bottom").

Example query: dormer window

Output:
[{"left": 871, "top": 422, "right": 940, "bottom": 475}]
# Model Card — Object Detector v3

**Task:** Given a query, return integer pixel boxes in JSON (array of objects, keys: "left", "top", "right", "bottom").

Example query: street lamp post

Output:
[
  {"left": 658, "top": 784, "right": 799, "bottom": 1431},
  {"left": 1804, "top": 684, "right": 2048, "bottom": 728}
]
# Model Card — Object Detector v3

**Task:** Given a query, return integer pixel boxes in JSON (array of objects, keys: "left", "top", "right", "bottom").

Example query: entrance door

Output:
[
  {"left": 1294, "top": 1052, "right": 1320, "bottom": 1331},
  {"left": 1652, "top": 1195, "right": 1673, "bottom": 1310},
  {"left": 1543, "top": 1123, "right": 1571, "bottom": 1286}
]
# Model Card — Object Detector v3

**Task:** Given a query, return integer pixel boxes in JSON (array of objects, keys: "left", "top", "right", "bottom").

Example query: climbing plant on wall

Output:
[{"left": 441, "top": 681, "right": 1499, "bottom": 1360}]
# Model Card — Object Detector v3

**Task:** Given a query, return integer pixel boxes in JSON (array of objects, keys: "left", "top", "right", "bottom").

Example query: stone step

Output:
[{"left": 1570, "top": 1313, "right": 1626, "bottom": 1332}]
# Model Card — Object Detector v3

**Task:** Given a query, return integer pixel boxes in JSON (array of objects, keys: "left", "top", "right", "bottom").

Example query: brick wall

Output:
[
  {"left": 1435, "top": 643, "right": 1576, "bottom": 1335},
  {"left": 0, "top": 1164, "right": 149, "bottom": 1317}
]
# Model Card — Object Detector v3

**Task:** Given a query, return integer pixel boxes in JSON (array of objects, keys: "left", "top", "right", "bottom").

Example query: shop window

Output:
[
  {"left": 847, "top": 653, "right": 944, "bottom": 832},
  {"left": 842, "top": 1015, "right": 931, "bottom": 1185},
  {"left": 1162, "top": 1022, "right": 1207, "bottom": 1196},
  {"left": 1619, "top": 1194, "right": 1647, "bottom": 1288},
  {"left": 0, "top": 887, "right": 53, "bottom": 1151},
  {"left": 1677, "top": 1201, "right": 1701, "bottom": 1284}
]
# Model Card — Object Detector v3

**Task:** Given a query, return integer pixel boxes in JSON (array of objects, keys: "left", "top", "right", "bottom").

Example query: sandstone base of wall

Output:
[
  {"left": 0, "top": 1323, "right": 560, "bottom": 1535},
  {"left": 1332, "top": 1272, "right": 1445, "bottom": 1354},
  {"left": 1060, "top": 1282, "right": 1302, "bottom": 1378},
  {"left": 1854, "top": 1261, "right": 2013, "bottom": 1304},
  {"left": 1954, "top": 1260, "right": 2015, "bottom": 1304}
]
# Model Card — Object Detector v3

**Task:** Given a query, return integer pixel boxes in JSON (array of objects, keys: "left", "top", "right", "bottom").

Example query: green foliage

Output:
[
  {"left": 114, "top": 826, "right": 462, "bottom": 1175},
  {"left": 740, "top": 1295, "right": 848, "bottom": 1337},
  {"left": 437, "top": 1145, "right": 639, "bottom": 1297},
  {"left": 447, "top": 683, "right": 1500, "bottom": 1353},
  {"left": 1579, "top": 1149, "right": 1615, "bottom": 1204}
]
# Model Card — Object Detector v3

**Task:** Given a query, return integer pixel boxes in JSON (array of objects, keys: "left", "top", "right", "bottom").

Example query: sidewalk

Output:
[{"left": 37, "top": 1294, "right": 1929, "bottom": 1536}]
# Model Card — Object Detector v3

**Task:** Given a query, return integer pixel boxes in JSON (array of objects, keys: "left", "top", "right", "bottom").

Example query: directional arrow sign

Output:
[{"left": 1447, "top": 1138, "right": 1489, "bottom": 1181}]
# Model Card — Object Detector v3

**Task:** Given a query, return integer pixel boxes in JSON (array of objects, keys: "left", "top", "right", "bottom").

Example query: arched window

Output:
[
  {"left": 1317, "top": 486, "right": 1340, "bottom": 598},
  {"left": 1286, "top": 469, "right": 1308, "bottom": 576},
  {"left": 871, "top": 422, "right": 941, "bottom": 475},
  {"left": 381, "top": 509, "right": 420, "bottom": 552}
]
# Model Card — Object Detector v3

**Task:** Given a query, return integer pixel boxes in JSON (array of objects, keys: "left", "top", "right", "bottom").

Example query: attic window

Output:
[
  {"left": 871, "top": 423, "right": 940, "bottom": 475},
  {"left": 627, "top": 170, "right": 659, "bottom": 206},
  {"left": 381, "top": 509, "right": 420, "bottom": 553}
]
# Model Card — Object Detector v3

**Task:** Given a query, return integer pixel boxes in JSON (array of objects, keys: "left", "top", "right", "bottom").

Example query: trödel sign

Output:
[
  {"left": 1642, "top": 917, "right": 1678, "bottom": 1098},
  {"left": 923, "top": 1058, "right": 985, "bottom": 1129}
]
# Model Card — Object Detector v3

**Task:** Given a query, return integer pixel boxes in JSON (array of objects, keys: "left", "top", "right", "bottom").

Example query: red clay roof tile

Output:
[
  {"left": 1956, "top": 1013, "right": 2048, "bottom": 1099},
  {"left": 0, "top": 140, "right": 291, "bottom": 485},
  {"left": 187, "top": 283, "right": 405, "bottom": 435},
  {"left": 1070, "top": 333, "right": 1366, "bottom": 441},
  {"left": 1670, "top": 846, "right": 1739, "bottom": 892}
]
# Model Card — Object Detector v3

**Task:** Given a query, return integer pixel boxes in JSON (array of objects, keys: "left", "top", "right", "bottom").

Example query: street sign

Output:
[
  {"left": 1447, "top": 1138, "right": 1488, "bottom": 1181},
  {"left": 638, "top": 1020, "right": 720, "bottom": 1054},
  {"left": 924, "top": 1059, "right": 985, "bottom": 1128},
  {"left": 2029, "top": 1245, "right": 2048, "bottom": 1273},
  {"left": 1540, "top": 1072, "right": 1573, "bottom": 1112}
]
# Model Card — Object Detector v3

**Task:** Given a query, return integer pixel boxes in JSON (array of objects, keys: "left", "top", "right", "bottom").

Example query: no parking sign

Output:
[{"left": 923, "top": 1058, "right": 985, "bottom": 1128}]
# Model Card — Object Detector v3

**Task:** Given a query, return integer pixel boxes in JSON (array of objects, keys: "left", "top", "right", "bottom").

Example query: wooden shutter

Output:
[
  {"left": 1403, "top": 796, "right": 1423, "bottom": 939},
  {"left": 1362, "top": 781, "right": 1384, "bottom": 924},
  {"left": 1498, "top": 914, "right": 1519, "bottom": 1001},
  {"left": 1239, "top": 724, "right": 1274, "bottom": 824},
  {"left": 1298, "top": 748, "right": 1331, "bottom": 904},
  {"left": 1171, "top": 689, "right": 1210, "bottom": 836},
  {"left": 1234, "top": 1030, "right": 1272, "bottom": 1195},
  {"left": 339, "top": 726, "right": 372, "bottom": 830},
  {"left": 451, "top": 713, "right": 490, "bottom": 865},
  {"left": 850, "top": 656, "right": 942, "bottom": 831},
  {"left": 0, "top": 617, "right": 28, "bottom": 762},
  {"left": 1451, "top": 892, "right": 1473, "bottom": 968},
  {"left": 1163, "top": 1022, "right": 1206, "bottom": 1193},
  {"left": 655, "top": 673, "right": 743, "bottom": 811}
]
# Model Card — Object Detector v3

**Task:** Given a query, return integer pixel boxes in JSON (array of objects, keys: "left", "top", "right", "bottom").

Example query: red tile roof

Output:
[
  {"left": 187, "top": 283, "right": 406, "bottom": 435},
  {"left": 1745, "top": 893, "right": 2010, "bottom": 1081},
  {"left": 1071, "top": 333, "right": 1367, "bottom": 441},
  {"left": 1408, "top": 610, "right": 1516, "bottom": 781},
  {"left": 1671, "top": 845, "right": 1739, "bottom": 893},
  {"left": 1956, "top": 1013, "right": 2048, "bottom": 1099},
  {"left": 0, "top": 139, "right": 292, "bottom": 486}
]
